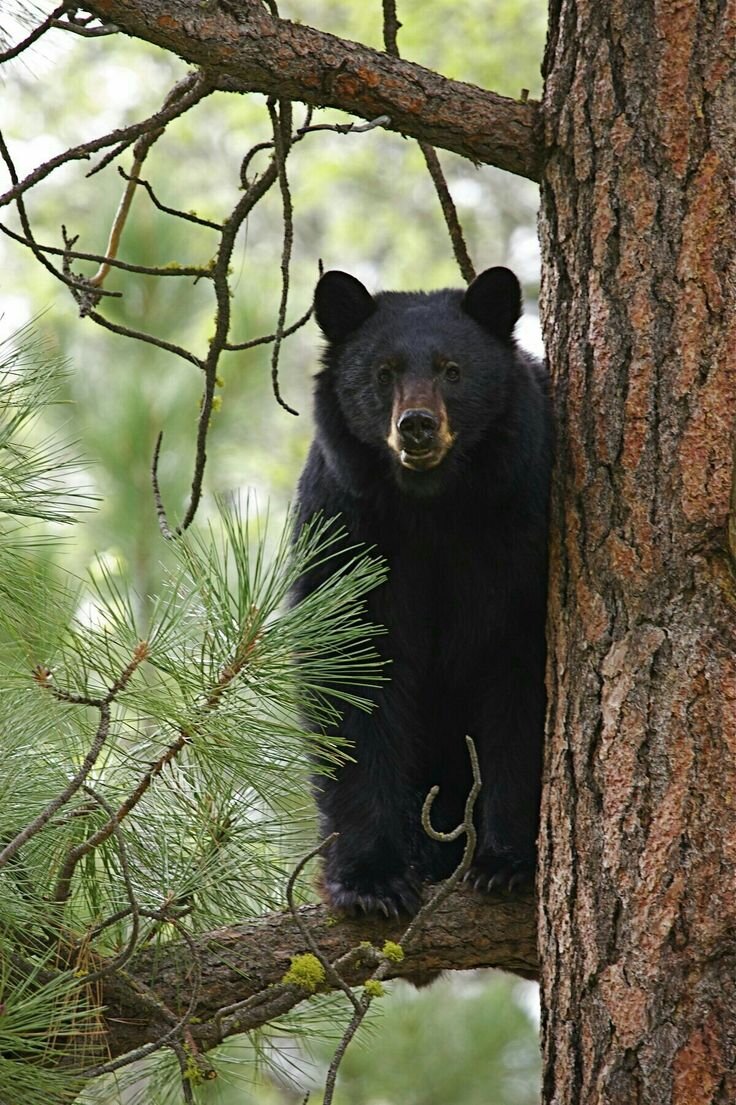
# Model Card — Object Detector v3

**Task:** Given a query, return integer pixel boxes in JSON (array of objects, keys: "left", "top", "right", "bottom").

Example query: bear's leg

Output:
[
  {"left": 312, "top": 698, "right": 424, "bottom": 918},
  {"left": 466, "top": 663, "right": 544, "bottom": 893}
]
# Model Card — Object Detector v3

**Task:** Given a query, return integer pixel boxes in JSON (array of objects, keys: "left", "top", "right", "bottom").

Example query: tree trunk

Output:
[{"left": 538, "top": 2, "right": 736, "bottom": 1102}]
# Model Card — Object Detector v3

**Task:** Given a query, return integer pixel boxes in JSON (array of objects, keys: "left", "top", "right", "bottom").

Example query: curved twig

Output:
[
  {"left": 322, "top": 735, "right": 482, "bottom": 1105},
  {"left": 267, "top": 97, "right": 298, "bottom": 416}
]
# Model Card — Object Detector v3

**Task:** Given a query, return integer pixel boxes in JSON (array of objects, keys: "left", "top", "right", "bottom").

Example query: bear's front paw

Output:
[
  {"left": 323, "top": 871, "right": 422, "bottom": 919},
  {"left": 464, "top": 854, "right": 535, "bottom": 895}
]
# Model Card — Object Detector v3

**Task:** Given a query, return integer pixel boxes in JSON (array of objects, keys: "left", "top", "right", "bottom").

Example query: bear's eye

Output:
[
  {"left": 376, "top": 365, "right": 394, "bottom": 387},
  {"left": 444, "top": 362, "right": 461, "bottom": 382}
]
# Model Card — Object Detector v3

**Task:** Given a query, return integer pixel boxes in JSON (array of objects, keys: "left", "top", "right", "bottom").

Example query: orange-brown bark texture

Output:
[{"left": 538, "top": 2, "right": 736, "bottom": 1103}]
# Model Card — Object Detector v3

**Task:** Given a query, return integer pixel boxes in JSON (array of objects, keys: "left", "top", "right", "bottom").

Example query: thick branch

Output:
[
  {"left": 101, "top": 885, "right": 536, "bottom": 1058},
  {"left": 86, "top": 0, "right": 541, "bottom": 181}
]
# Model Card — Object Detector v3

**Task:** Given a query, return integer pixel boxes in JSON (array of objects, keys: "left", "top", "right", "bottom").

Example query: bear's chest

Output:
[{"left": 367, "top": 518, "right": 519, "bottom": 665}]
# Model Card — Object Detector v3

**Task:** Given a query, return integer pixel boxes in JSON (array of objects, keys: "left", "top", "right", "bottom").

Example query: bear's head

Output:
[{"left": 313, "top": 267, "right": 524, "bottom": 496}]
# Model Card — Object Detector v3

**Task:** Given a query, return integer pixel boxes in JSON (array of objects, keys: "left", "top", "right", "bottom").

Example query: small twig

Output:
[
  {"left": 286, "top": 833, "right": 362, "bottom": 1013},
  {"left": 103, "top": 640, "right": 150, "bottom": 703},
  {"left": 0, "top": 71, "right": 212, "bottom": 209},
  {"left": 74, "top": 788, "right": 141, "bottom": 985},
  {"left": 0, "top": 3, "right": 66, "bottom": 63},
  {"left": 323, "top": 993, "right": 371, "bottom": 1105},
  {"left": 83, "top": 912, "right": 202, "bottom": 1079},
  {"left": 153, "top": 110, "right": 283, "bottom": 537},
  {"left": 51, "top": 13, "right": 118, "bottom": 37},
  {"left": 87, "top": 155, "right": 147, "bottom": 288},
  {"left": 240, "top": 104, "right": 313, "bottom": 187},
  {"left": 418, "top": 143, "right": 476, "bottom": 284},
  {"left": 0, "top": 219, "right": 212, "bottom": 278},
  {"left": 381, "top": 1, "right": 475, "bottom": 284},
  {"left": 295, "top": 115, "right": 391, "bottom": 137},
  {"left": 0, "top": 703, "right": 111, "bottom": 871},
  {"left": 85, "top": 906, "right": 135, "bottom": 943},
  {"left": 119, "top": 167, "right": 224, "bottom": 231},
  {"left": 151, "top": 431, "right": 174, "bottom": 540},
  {"left": 89, "top": 77, "right": 204, "bottom": 289},
  {"left": 216, "top": 983, "right": 311, "bottom": 1039},
  {"left": 87, "top": 139, "right": 135, "bottom": 178},
  {"left": 82, "top": 303, "right": 203, "bottom": 363},
  {"left": 224, "top": 299, "right": 313, "bottom": 351},
  {"left": 0, "top": 131, "right": 119, "bottom": 299},
  {"left": 61, "top": 227, "right": 203, "bottom": 359},
  {"left": 401, "top": 735, "right": 481, "bottom": 947}
]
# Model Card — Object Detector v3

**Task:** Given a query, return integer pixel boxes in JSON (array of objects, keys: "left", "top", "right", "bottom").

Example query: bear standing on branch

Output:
[{"left": 291, "top": 267, "right": 552, "bottom": 917}]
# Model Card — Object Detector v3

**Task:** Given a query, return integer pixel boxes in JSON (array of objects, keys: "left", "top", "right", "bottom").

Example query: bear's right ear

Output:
[
  {"left": 314, "top": 271, "right": 376, "bottom": 343},
  {"left": 461, "top": 266, "right": 522, "bottom": 340}
]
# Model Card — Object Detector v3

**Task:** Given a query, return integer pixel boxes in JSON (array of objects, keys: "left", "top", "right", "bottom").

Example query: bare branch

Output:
[
  {"left": 119, "top": 166, "right": 223, "bottom": 231},
  {"left": 100, "top": 883, "right": 536, "bottom": 1059},
  {"left": 0, "top": 131, "right": 120, "bottom": 299},
  {"left": 418, "top": 143, "right": 476, "bottom": 283},
  {"left": 0, "top": 220, "right": 212, "bottom": 278},
  {"left": 153, "top": 121, "right": 284, "bottom": 536},
  {"left": 295, "top": 114, "right": 391, "bottom": 137},
  {"left": 0, "top": 70, "right": 213, "bottom": 209},
  {"left": 89, "top": 76, "right": 203, "bottom": 288},
  {"left": 267, "top": 97, "right": 299, "bottom": 416},
  {"left": 224, "top": 298, "right": 313, "bottom": 352},
  {"left": 0, "top": 702, "right": 111, "bottom": 871},
  {"left": 382, "top": 0, "right": 475, "bottom": 284},
  {"left": 0, "top": 3, "right": 66, "bottom": 63},
  {"left": 52, "top": 10, "right": 118, "bottom": 37},
  {"left": 86, "top": 0, "right": 542, "bottom": 181},
  {"left": 80, "top": 304, "right": 203, "bottom": 365}
]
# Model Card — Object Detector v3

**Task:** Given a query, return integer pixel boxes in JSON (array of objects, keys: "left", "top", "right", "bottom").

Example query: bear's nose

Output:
[{"left": 397, "top": 409, "right": 439, "bottom": 452}]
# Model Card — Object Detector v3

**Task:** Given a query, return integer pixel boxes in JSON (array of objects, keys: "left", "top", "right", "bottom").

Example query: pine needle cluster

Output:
[{"left": 0, "top": 327, "right": 387, "bottom": 1103}]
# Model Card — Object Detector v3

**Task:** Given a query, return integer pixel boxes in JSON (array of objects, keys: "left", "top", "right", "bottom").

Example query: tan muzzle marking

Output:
[{"left": 386, "top": 381, "right": 456, "bottom": 470}]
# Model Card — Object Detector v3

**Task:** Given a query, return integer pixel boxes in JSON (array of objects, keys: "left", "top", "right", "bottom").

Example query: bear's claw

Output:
[
  {"left": 464, "top": 857, "right": 534, "bottom": 895},
  {"left": 323, "top": 873, "right": 421, "bottom": 918}
]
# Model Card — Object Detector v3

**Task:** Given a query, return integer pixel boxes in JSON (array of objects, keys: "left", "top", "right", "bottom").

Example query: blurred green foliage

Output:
[{"left": 0, "top": 1, "right": 545, "bottom": 1101}]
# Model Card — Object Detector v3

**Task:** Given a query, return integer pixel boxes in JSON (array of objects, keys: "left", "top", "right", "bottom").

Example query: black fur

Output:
[{"left": 291, "top": 268, "right": 552, "bottom": 917}]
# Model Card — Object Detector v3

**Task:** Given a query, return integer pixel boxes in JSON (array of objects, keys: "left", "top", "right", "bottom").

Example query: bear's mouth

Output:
[{"left": 399, "top": 447, "right": 444, "bottom": 471}]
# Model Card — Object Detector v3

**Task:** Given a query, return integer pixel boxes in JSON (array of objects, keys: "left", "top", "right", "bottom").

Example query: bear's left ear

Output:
[
  {"left": 461, "top": 266, "right": 522, "bottom": 340},
  {"left": 314, "top": 271, "right": 376, "bottom": 343}
]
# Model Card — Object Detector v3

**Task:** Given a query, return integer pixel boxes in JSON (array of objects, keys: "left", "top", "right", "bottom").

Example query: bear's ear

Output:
[
  {"left": 461, "top": 266, "right": 522, "bottom": 340},
  {"left": 314, "top": 271, "right": 376, "bottom": 343}
]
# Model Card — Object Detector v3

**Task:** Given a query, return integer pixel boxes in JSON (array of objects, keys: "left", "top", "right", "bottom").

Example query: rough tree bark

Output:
[{"left": 538, "top": 2, "right": 736, "bottom": 1103}]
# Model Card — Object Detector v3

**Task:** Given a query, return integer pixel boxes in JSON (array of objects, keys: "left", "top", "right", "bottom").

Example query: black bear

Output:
[{"left": 291, "top": 266, "right": 552, "bottom": 917}]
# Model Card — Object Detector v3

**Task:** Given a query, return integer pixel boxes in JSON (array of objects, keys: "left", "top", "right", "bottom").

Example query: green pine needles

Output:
[{"left": 0, "top": 327, "right": 388, "bottom": 1103}]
